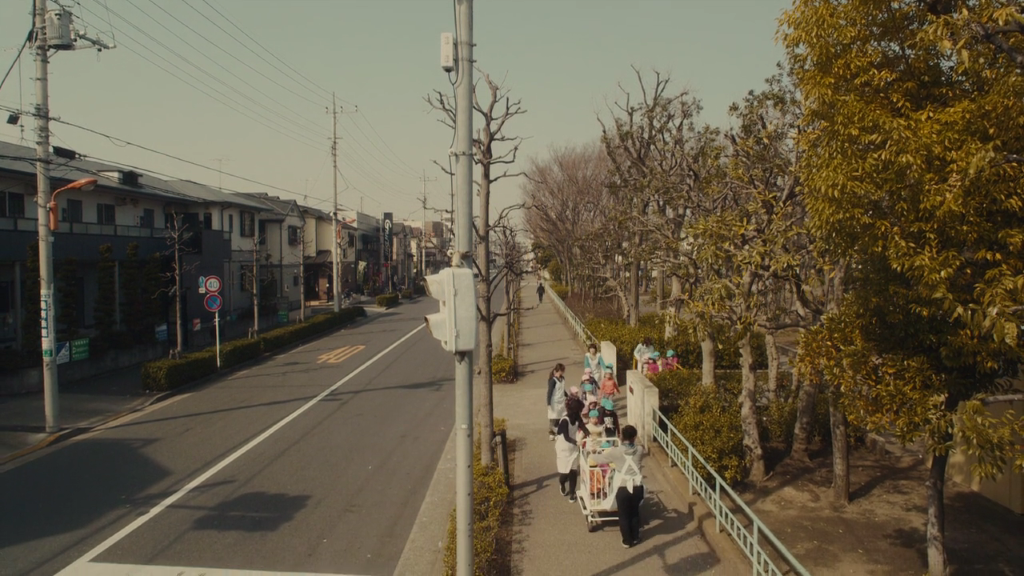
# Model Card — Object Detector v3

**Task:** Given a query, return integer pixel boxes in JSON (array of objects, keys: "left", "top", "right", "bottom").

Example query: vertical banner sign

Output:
[
  {"left": 383, "top": 212, "right": 393, "bottom": 263},
  {"left": 40, "top": 289, "right": 52, "bottom": 357}
]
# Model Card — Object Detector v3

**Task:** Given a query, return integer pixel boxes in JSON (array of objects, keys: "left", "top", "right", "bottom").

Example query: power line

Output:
[
  {"left": 334, "top": 134, "right": 416, "bottom": 201},
  {"left": 83, "top": 2, "right": 326, "bottom": 149},
  {"left": 355, "top": 111, "right": 422, "bottom": 177},
  {"left": 181, "top": 0, "right": 333, "bottom": 108},
  {"left": 345, "top": 113, "right": 420, "bottom": 178},
  {"left": 130, "top": 0, "right": 331, "bottom": 139},
  {"left": 201, "top": 0, "right": 354, "bottom": 106}
]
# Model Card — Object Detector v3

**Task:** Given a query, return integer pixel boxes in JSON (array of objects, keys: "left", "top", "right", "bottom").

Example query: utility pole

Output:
[
  {"left": 34, "top": 0, "right": 58, "bottom": 433},
  {"left": 453, "top": 1, "right": 475, "bottom": 573},
  {"left": 330, "top": 93, "right": 341, "bottom": 312},
  {"left": 419, "top": 171, "right": 437, "bottom": 277}
]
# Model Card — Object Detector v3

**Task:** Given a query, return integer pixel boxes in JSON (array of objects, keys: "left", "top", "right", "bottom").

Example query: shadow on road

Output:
[{"left": 191, "top": 491, "right": 311, "bottom": 532}]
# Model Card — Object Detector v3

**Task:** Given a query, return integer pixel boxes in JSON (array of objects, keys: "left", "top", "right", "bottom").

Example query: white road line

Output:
[
  {"left": 57, "top": 324, "right": 425, "bottom": 575},
  {"left": 59, "top": 562, "right": 369, "bottom": 576}
]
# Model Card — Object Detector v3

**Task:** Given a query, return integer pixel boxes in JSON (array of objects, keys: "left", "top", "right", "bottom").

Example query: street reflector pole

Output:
[{"left": 453, "top": 1, "right": 475, "bottom": 574}]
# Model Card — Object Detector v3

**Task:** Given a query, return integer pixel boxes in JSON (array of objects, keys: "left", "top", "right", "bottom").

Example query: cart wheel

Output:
[{"left": 587, "top": 518, "right": 598, "bottom": 533}]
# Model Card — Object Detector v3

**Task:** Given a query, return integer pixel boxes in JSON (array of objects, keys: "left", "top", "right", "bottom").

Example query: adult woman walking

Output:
[
  {"left": 555, "top": 396, "right": 588, "bottom": 502},
  {"left": 546, "top": 363, "right": 567, "bottom": 441}
]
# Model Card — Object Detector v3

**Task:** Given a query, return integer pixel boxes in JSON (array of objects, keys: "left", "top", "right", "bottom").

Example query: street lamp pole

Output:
[{"left": 33, "top": 0, "right": 58, "bottom": 433}]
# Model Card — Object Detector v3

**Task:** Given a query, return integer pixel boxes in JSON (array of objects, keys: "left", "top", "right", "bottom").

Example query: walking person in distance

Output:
[{"left": 536, "top": 282, "right": 546, "bottom": 304}]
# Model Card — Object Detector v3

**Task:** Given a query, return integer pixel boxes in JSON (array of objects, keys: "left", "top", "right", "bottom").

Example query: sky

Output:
[{"left": 0, "top": 0, "right": 792, "bottom": 222}]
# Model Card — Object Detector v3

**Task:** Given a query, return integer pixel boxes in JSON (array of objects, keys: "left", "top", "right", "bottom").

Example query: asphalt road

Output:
[{"left": 0, "top": 298, "right": 455, "bottom": 576}]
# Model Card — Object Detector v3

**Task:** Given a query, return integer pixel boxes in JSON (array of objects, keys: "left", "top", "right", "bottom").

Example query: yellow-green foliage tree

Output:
[{"left": 782, "top": 1, "right": 1024, "bottom": 574}]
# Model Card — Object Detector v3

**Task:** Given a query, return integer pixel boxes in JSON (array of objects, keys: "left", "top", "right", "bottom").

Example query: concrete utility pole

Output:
[
  {"left": 34, "top": 0, "right": 58, "bottom": 433},
  {"left": 419, "top": 171, "right": 437, "bottom": 277},
  {"left": 453, "top": 1, "right": 475, "bottom": 573},
  {"left": 331, "top": 93, "right": 341, "bottom": 312}
]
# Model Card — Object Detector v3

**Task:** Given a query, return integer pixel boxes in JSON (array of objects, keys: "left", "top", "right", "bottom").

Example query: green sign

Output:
[
  {"left": 71, "top": 338, "right": 90, "bottom": 361},
  {"left": 277, "top": 311, "right": 289, "bottom": 323}
]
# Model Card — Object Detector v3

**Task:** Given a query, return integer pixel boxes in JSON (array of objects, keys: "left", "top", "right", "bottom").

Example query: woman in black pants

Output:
[{"left": 554, "top": 397, "right": 588, "bottom": 502}]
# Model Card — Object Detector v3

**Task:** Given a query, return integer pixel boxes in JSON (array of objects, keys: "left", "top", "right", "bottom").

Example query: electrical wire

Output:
[
  {"left": 130, "top": 0, "right": 331, "bottom": 139},
  {"left": 0, "top": 30, "right": 31, "bottom": 97},
  {"left": 181, "top": 0, "right": 332, "bottom": 108},
  {"left": 347, "top": 112, "right": 420, "bottom": 178},
  {"left": 81, "top": 3, "right": 326, "bottom": 149},
  {"left": 201, "top": 0, "right": 354, "bottom": 106}
]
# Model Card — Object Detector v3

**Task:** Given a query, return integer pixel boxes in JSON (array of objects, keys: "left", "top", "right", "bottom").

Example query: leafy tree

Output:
[
  {"left": 94, "top": 244, "right": 117, "bottom": 346},
  {"left": 782, "top": 1, "right": 1024, "bottom": 572},
  {"left": 55, "top": 258, "right": 80, "bottom": 342}
]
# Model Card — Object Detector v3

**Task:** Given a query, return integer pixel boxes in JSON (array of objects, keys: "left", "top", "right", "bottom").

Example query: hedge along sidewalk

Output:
[{"left": 141, "top": 307, "right": 368, "bottom": 392}]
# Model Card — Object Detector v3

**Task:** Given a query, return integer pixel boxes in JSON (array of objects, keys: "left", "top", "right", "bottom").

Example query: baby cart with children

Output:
[{"left": 576, "top": 437, "right": 643, "bottom": 532}]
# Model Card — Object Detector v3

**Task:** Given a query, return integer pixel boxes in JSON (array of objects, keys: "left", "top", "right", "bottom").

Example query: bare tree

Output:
[
  {"left": 426, "top": 68, "right": 527, "bottom": 466},
  {"left": 160, "top": 211, "right": 198, "bottom": 359}
]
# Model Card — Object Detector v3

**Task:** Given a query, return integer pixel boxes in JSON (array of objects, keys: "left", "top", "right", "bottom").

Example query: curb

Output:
[{"left": 0, "top": 308, "right": 377, "bottom": 467}]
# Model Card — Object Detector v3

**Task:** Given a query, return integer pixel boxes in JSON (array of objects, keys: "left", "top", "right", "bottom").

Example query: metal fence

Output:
[
  {"left": 542, "top": 280, "right": 597, "bottom": 346},
  {"left": 652, "top": 408, "right": 811, "bottom": 576}
]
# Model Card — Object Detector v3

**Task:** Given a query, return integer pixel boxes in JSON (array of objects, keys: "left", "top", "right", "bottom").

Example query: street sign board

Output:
[
  {"left": 55, "top": 341, "right": 70, "bottom": 365},
  {"left": 277, "top": 311, "right": 288, "bottom": 323},
  {"left": 204, "top": 293, "right": 223, "bottom": 312},
  {"left": 155, "top": 323, "right": 168, "bottom": 342},
  {"left": 204, "top": 275, "right": 222, "bottom": 294},
  {"left": 40, "top": 290, "right": 52, "bottom": 340},
  {"left": 193, "top": 318, "right": 201, "bottom": 331},
  {"left": 198, "top": 275, "right": 207, "bottom": 294},
  {"left": 71, "top": 338, "right": 89, "bottom": 361}
]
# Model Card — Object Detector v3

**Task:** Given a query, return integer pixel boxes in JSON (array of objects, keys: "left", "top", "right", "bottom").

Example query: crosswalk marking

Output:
[{"left": 316, "top": 345, "right": 365, "bottom": 364}]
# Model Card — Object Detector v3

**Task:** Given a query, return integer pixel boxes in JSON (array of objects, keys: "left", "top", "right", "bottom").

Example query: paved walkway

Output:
[{"left": 495, "top": 280, "right": 747, "bottom": 575}]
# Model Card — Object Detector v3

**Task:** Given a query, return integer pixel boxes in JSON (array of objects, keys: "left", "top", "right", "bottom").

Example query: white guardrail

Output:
[{"left": 544, "top": 285, "right": 810, "bottom": 576}]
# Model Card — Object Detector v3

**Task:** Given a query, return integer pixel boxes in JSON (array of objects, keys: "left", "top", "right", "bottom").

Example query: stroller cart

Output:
[{"left": 576, "top": 437, "right": 643, "bottom": 532}]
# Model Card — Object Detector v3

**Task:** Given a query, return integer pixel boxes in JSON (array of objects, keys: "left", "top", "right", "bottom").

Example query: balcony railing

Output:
[{"left": 0, "top": 217, "right": 229, "bottom": 241}]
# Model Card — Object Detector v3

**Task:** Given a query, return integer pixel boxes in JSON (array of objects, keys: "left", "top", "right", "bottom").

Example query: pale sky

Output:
[{"left": 0, "top": 0, "right": 791, "bottom": 220}]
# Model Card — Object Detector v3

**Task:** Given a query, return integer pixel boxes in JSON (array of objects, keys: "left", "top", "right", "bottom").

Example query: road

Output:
[{"left": 0, "top": 298, "right": 455, "bottom": 576}]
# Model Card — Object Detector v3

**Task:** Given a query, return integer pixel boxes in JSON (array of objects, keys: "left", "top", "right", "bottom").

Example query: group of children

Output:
[{"left": 632, "top": 338, "right": 680, "bottom": 376}]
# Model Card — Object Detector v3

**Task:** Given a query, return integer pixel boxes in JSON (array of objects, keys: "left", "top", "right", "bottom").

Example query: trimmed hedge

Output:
[
  {"left": 400, "top": 288, "right": 414, "bottom": 300},
  {"left": 141, "top": 307, "right": 366, "bottom": 392},
  {"left": 549, "top": 283, "right": 569, "bottom": 300},
  {"left": 376, "top": 293, "right": 399, "bottom": 308}
]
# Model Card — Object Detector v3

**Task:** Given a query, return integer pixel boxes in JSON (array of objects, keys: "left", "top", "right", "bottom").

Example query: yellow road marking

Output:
[{"left": 317, "top": 345, "right": 365, "bottom": 364}]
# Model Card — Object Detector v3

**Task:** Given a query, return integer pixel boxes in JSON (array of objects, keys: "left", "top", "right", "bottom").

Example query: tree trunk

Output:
[
  {"left": 766, "top": 330, "right": 780, "bottom": 402},
  {"left": 664, "top": 275, "right": 681, "bottom": 340},
  {"left": 700, "top": 329, "right": 716, "bottom": 386},
  {"left": 656, "top": 265, "right": 664, "bottom": 311},
  {"left": 829, "top": 388, "right": 849, "bottom": 505},
  {"left": 628, "top": 257, "right": 640, "bottom": 327},
  {"left": 790, "top": 365, "right": 817, "bottom": 461},
  {"left": 476, "top": 170, "right": 494, "bottom": 467},
  {"left": 739, "top": 331, "right": 766, "bottom": 482},
  {"left": 927, "top": 448, "right": 950, "bottom": 576}
]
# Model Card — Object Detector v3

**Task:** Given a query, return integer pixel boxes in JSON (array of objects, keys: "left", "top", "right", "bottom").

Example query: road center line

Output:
[{"left": 57, "top": 324, "right": 426, "bottom": 574}]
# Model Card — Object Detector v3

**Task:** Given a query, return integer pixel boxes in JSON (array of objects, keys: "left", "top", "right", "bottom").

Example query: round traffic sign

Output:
[
  {"left": 204, "top": 293, "right": 223, "bottom": 312},
  {"left": 204, "top": 275, "right": 222, "bottom": 294}
]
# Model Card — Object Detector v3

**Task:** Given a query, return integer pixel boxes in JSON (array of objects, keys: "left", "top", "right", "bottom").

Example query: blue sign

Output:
[
  {"left": 55, "top": 341, "right": 70, "bottom": 365},
  {"left": 204, "top": 293, "right": 223, "bottom": 313}
]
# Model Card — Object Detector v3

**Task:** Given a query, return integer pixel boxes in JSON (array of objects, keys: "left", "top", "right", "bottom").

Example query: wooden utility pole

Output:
[{"left": 419, "top": 171, "right": 437, "bottom": 277}]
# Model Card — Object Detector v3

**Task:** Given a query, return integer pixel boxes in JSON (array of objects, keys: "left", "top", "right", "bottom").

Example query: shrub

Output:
[
  {"left": 549, "top": 283, "right": 569, "bottom": 300},
  {"left": 587, "top": 313, "right": 666, "bottom": 370},
  {"left": 141, "top": 351, "right": 218, "bottom": 392},
  {"left": 376, "top": 293, "right": 399, "bottom": 308},
  {"left": 649, "top": 369, "right": 701, "bottom": 416},
  {"left": 220, "top": 337, "right": 263, "bottom": 369},
  {"left": 758, "top": 398, "right": 799, "bottom": 447},
  {"left": 400, "top": 288, "right": 414, "bottom": 300},
  {"left": 492, "top": 353, "right": 516, "bottom": 383},
  {"left": 669, "top": 384, "right": 747, "bottom": 485},
  {"left": 442, "top": 459, "right": 510, "bottom": 576}
]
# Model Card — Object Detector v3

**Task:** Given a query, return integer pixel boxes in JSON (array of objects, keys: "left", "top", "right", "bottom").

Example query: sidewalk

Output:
[
  {"left": 494, "top": 280, "right": 748, "bottom": 575},
  {"left": 0, "top": 298, "right": 380, "bottom": 466}
]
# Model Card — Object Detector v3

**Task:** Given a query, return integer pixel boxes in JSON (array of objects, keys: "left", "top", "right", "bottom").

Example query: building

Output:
[{"left": 240, "top": 193, "right": 305, "bottom": 314}]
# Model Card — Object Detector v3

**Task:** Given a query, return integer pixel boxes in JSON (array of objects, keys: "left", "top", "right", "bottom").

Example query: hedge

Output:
[
  {"left": 400, "top": 288, "right": 414, "bottom": 300},
  {"left": 549, "top": 283, "right": 569, "bottom": 300},
  {"left": 443, "top": 419, "right": 510, "bottom": 576},
  {"left": 492, "top": 353, "right": 516, "bottom": 383},
  {"left": 376, "top": 293, "right": 399, "bottom": 308},
  {"left": 141, "top": 307, "right": 366, "bottom": 392}
]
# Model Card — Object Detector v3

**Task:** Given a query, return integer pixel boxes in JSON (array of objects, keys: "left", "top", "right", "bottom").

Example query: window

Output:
[
  {"left": 141, "top": 208, "right": 154, "bottom": 228},
  {"left": 1, "top": 192, "right": 25, "bottom": 218},
  {"left": 288, "top": 225, "right": 300, "bottom": 245},
  {"left": 96, "top": 203, "right": 116, "bottom": 225},
  {"left": 228, "top": 213, "right": 234, "bottom": 233},
  {"left": 203, "top": 212, "right": 213, "bottom": 230},
  {"left": 65, "top": 199, "right": 83, "bottom": 223},
  {"left": 240, "top": 211, "right": 255, "bottom": 237},
  {"left": 292, "top": 275, "right": 299, "bottom": 287},
  {"left": 258, "top": 220, "right": 266, "bottom": 245}
]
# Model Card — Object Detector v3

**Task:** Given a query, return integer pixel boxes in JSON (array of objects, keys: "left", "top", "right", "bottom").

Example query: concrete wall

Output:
[
  {"left": 0, "top": 342, "right": 167, "bottom": 395},
  {"left": 625, "top": 369, "right": 659, "bottom": 452}
]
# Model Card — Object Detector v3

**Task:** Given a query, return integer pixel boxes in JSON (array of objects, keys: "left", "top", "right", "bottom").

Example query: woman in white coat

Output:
[
  {"left": 546, "top": 363, "right": 567, "bottom": 441},
  {"left": 555, "top": 396, "right": 589, "bottom": 502}
]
